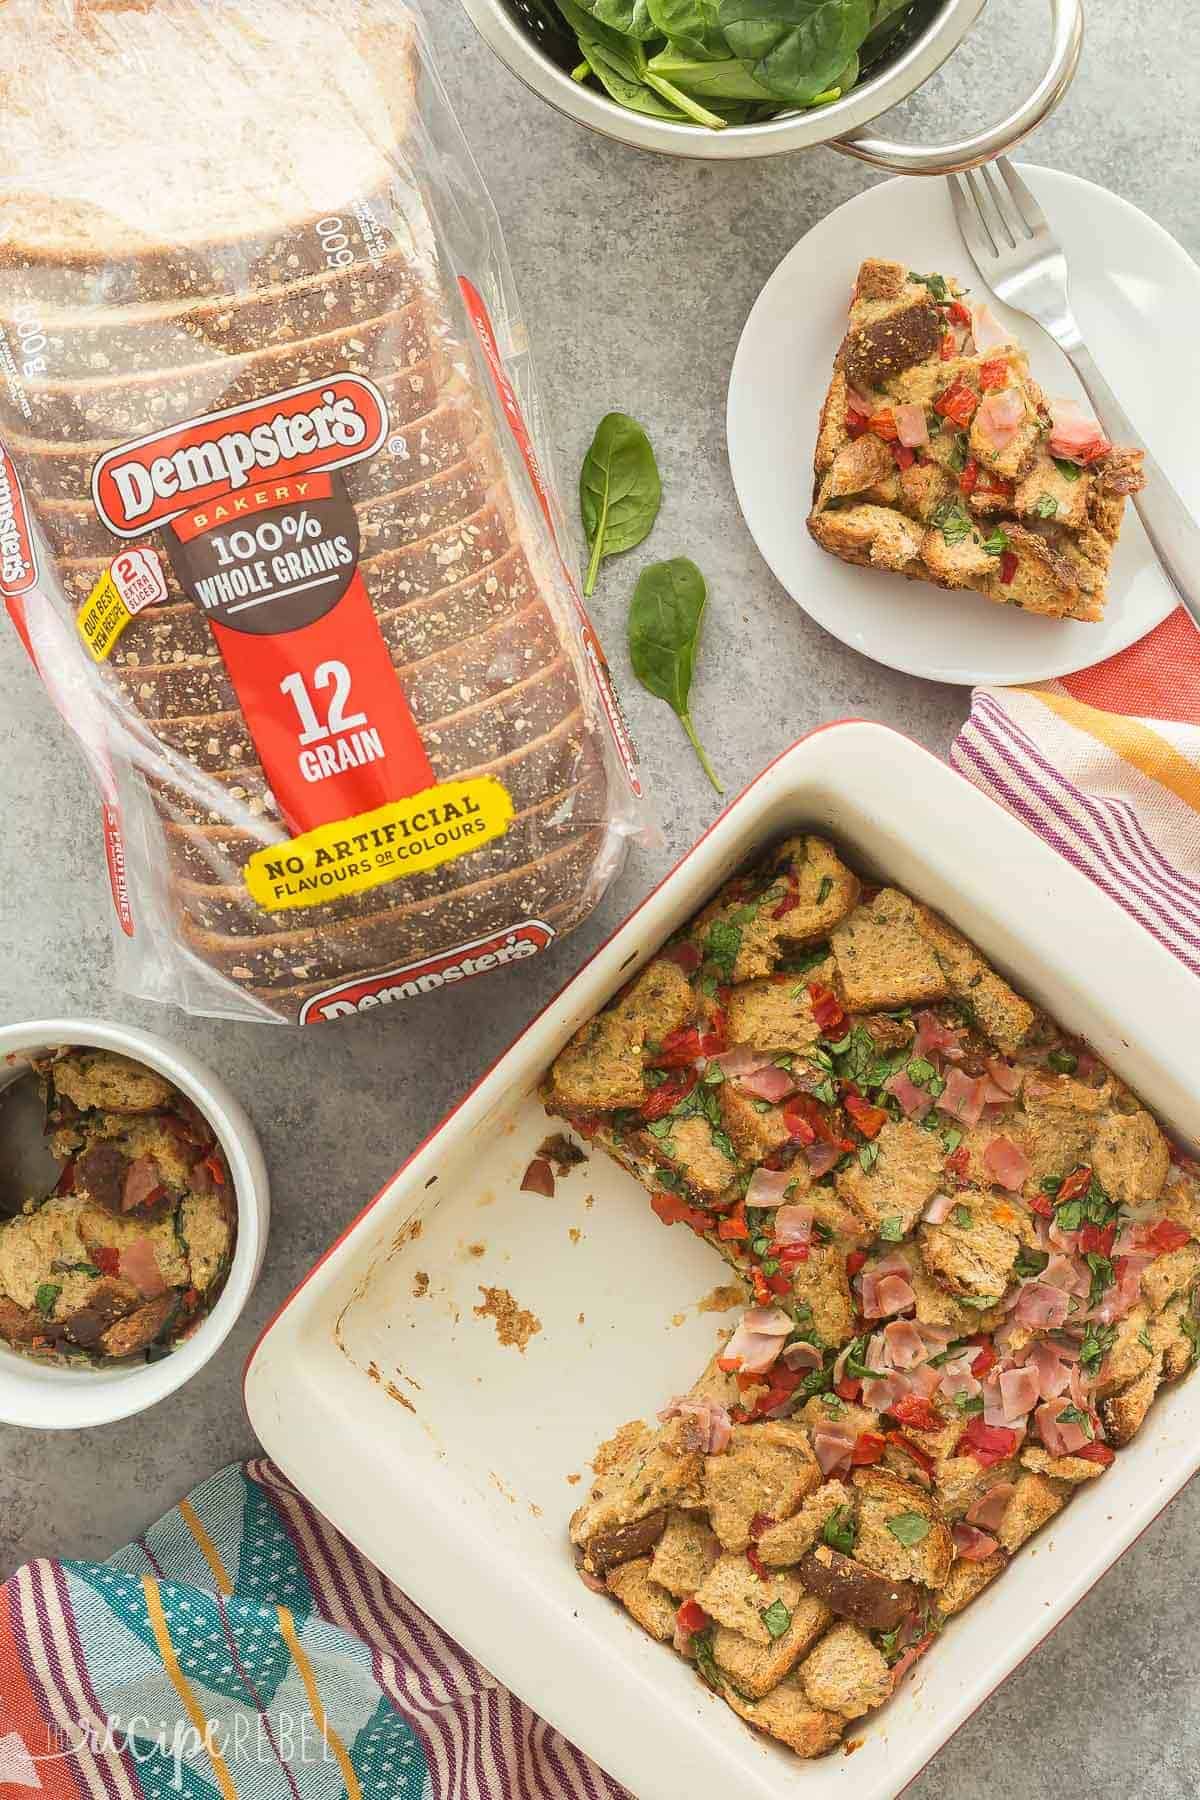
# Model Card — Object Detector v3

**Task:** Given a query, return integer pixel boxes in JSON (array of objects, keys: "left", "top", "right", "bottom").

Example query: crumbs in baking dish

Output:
[
  {"left": 542, "top": 834, "right": 1199, "bottom": 1757},
  {"left": 0, "top": 1048, "right": 234, "bottom": 1365}
]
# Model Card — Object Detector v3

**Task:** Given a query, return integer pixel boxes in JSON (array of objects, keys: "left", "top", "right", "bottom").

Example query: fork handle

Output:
[{"left": 1064, "top": 342, "right": 1200, "bottom": 632}]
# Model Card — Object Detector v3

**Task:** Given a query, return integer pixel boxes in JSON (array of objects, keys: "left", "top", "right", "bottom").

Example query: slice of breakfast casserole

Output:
[{"left": 808, "top": 259, "right": 1146, "bottom": 621}]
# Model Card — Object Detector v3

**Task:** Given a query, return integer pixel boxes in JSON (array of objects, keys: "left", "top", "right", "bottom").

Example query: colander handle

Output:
[{"left": 834, "top": 0, "right": 1083, "bottom": 175}]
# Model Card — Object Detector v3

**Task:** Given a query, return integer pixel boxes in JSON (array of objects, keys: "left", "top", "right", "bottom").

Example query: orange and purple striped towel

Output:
[{"left": 952, "top": 610, "right": 1200, "bottom": 975}]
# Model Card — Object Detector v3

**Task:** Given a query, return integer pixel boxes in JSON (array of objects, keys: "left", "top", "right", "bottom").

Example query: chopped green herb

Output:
[
  {"left": 877, "top": 1622, "right": 904, "bottom": 1661},
  {"left": 1085, "top": 1252, "right": 1115, "bottom": 1307},
  {"left": 954, "top": 1392, "right": 985, "bottom": 1414},
  {"left": 761, "top": 1257, "right": 781, "bottom": 1278},
  {"left": 646, "top": 1118, "right": 674, "bottom": 1140},
  {"left": 1080, "top": 1321, "right": 1117, "bottom": 1376},
  {"left": 1047, "top": 1049, "right": 1078, "bottom": 1074},
  {"left": 1033, "top": 493, "right": 1060, "bottom": 518},
  {"left": 910, "top": 271, "right": 950, "bottom": 303},
  {"left": 703, "top": 1063, "right": 725, "bottom": 1086},
  {"left": 952, "top": 1204, "right": 973, "bottom": 1230},
  {"left": 1137, "top": 1327, "right": 1154, "bottom": 1353},
  {"left": 821, "top": 1393, "right": 846, "bottom": 1418},
  {"left": 927, "top": 1339, "right": 968, "bottom": 1368},
  {"left": 761, "top": 1600, "right": 792, "bottom": 1640},
  {"left": 1014, "top": 1247, "right": 1050, "bottom": 1281},
  {"left": 887, "top": 1512, "right": 931, "bottom": 1547},
  {"left": 843, "top": 1335, "right": 885, "bottom": 1382},
  {"left": 34, "top": 1283, "right": 61, "bottom": 1318},
  {"left": 1181, "top": 1309, "right": 1200, "bottom": 1369},
  {"left": 958, "top": 1295, "right": 1000, "bottom": 1311},
  {"left": 1053, "top": 457, "right": 1083, "bottom": 481},
  {"left": 859, "top": 1143, "right": 880, "bottom": 1174},
  {"left": 941, "top": 1126, "right": 964, "bottom": 1154},
  {"left": 878, "top": 1215, "right": 904, "bottom": 1241},
  {"left": 704, "top": 918, "right": 743, "bottom": 982},
  {"left": 49, "top": 1260, "right": 101, "bottom": 1277},
  {"left": 906, "top": 1057, "right": 937, "bottom": 1087},
  {"left": 944, "top": 431, "right": 969, "bottom": 473},
  {"left": 980, "top": 527, "right": 1011, "bottom": 556},
  {"left": 930, "top": 498, "right": 973, "bottom": 546},
  {"left": 1058, "top": 1404, "right": 1094, "bottom": 1440},
  {"left": 751, "top": 1235, "right": 771, "bottom": 1257},
  {"left": 816, "top": 876, "right": 833, "bottom": 905},
  {"left": 691, "top": 1628, "right": 724, "bottom": 1692},
  {"left": 823, "top": 1505, "right": 857, "bottom": 1555}
]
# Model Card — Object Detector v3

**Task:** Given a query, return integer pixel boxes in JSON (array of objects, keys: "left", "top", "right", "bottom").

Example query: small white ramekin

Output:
[{"left": 0, "top": 1017, "right": 269, "bottom": 1430}]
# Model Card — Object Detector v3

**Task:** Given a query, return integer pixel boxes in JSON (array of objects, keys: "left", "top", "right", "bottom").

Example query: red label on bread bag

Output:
[
  {"left": 297, "top": 920, "right": 556, "bottom": 1022},
  {"left": 93, "top": 379, "right": 516, "bottom": 910},
  {"left": 0, "top": 442, "right": 38, "bottom": 599}
]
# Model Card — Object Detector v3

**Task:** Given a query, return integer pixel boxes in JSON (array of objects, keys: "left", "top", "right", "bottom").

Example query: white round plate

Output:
[{"left": 727, "top": 166, "right": 1198, "bottom": 686}]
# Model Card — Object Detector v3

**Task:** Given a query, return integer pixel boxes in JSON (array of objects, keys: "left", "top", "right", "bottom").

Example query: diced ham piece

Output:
[
  {"left": 884, "top": 1319, "right": 928, "bottom": 1369},
  {"left": 1068, "top": 1361, "right": 1093, "bottom": 1414},
  {"left": 937, "top": 1068, "right": 987, "bottom": 1125},
  {"left": 1048, "top": 396, "right": 1111, "bottom": 464},
  {"left": 952, "top": 1522, "right": 1000, "bottom": 1562},
  {"left": 521, "top": 1158, "right": 555, "bottom": 1197},
  {"left": 998, "top": 1364, "right": 1042, "bottom": 1423},
  {"left": 986, "top": 1059, "right": 1022, "bottom": 1096},
  {"left": 886, "top": 1071, "right": 934, "bottom": 1121},
  {"left": 862, "top": 1370, "right": 911, "bottom": 1413},
  {"left": 912, "top": 1364, "right": 943, "bottom": 1399},
  {"left": 982, "top": 1137, "right": 1031, "bottom": 1192},
  {"left": 781, "top": 1339, "right": 824, "bottom": 1373},
  {"left": 805, "top": 1141, "right": 841, "bottom": 1177},
  {"left": 966, "top": 1481, "right": 1017, "bottom": 1532},
  {"left": 773, "top": 1203, "right": 814, "bottom": 1246},
  {"left": 918, "top": 1323, "right": 957, "bottom": 1354},
  {"left": 738, "top": 1065, "right": 796, "bottom": 1104},
  {"left": 1083, "top": 1254, "right": 1153, "bottom": 1325},
  {"left": 922, "top": 1191, "right": 957, "bottom": 1225},
  {"left": 119, "top": 1236, "right": 167, "bottom": 1299},
  {"left": 863, "top": 1270, "right": 917, "bottom": 1320},
  {"left": 813, "top": 1421, "right": 859, "bottom": 1478},
  {"left": 122, "top": 1156, "right": 165, "bottom": 1213},
  {"left": 1014, "top": 1281, "right": 1070, "bottom": 1329},
  {"left": 970, "top": 301, "right": 1013, "bottom": 353},
  {"left": 744, "top": 1166, "right": 797, "bottom": 1209},
  {"left": 1041, "top": 1253, "right": 1089, "bottom": 1296},
  {"left": 893, "top": 402, "right": 929, "bottom": 448},
  {"left": 580, "top": 1566, "right": 609, "bottom": 1595},
  {"left": 658, "top": 1395, "right": 733, "bottom": 1454},
  {"left": 720, "top": 1307, "right": 792, "bottom": 1376},
  {"left": 938, "top": 1354, "right": 982, "bottom": 1403},
  {"left": 846, "top": 384, "right": 877, "bottom": 417},
  {"left": 1036, "top": 1398, "right": 1091, "bottom": 1457},
  {"left": 712, "top": 1046, "right": 774, "bottom": 1078},
  {"left": 914, "top": 1010, "right": 965, "bottom": 1062},
  {"left": 976, "top": 387, "right": 1026, "bottom": 453},
  {"left": 1028, "top": 1339, "right": 1072, "bottom": 1401}
]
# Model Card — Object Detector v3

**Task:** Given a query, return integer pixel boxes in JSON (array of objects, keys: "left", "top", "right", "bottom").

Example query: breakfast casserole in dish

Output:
[
  {"left": 808, "top": 259, "right": 1146, "bottom": 622},
  {"left": 544, "top": 834, "right": 1200, "bottom": 1757}
]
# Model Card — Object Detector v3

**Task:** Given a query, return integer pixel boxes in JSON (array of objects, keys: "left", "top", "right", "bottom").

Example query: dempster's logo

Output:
[
  {"left": 300, "top": 921, "right": 556, "bottom": 1024},
  {"left": 0, "top": 442, "right": 38, "bottom": 599},
  {"left": 91, "top": 373, "right": 389, "bottom": 539}
]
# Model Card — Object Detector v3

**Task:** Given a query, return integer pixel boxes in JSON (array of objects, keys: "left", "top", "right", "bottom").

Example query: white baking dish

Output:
[{"left": 245, "top": 720, "right": 1200, "bottom": 1800}]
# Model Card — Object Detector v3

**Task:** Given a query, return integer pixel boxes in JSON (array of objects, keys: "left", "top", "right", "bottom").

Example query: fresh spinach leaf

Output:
[
  {"left": 628, "top": 557, "right": 722, "bottom": 792},
  {"left": 646, "top": 0, "right": 731, "bottom": 56},
  {"left": 761, "top": 1599, "right": 793, "bottom": 1639},
  {"left": 34, "top": 1282, "right": 61, "bottom": 1318},
  {"left": 718, "top": 0, "right": 872, "bottom": 104},
  {"left": 646, "top": 48, "right": 776, "bottom": 98},
  {"left": 580, "top": 411, "right": 663, "bottom": 595},
  {"left": 579, "top": 0, "right": 660, "bottom": 36}
]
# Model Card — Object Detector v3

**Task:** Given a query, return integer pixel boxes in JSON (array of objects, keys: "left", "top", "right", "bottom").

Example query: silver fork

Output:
[{"left": 949, "top": 157, "right": 1200, "bottom": 632}]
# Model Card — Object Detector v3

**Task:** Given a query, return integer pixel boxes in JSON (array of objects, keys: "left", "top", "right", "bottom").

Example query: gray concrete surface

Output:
[{"left": 0, "top": 1, "right": 1196, "bottom": 1792}]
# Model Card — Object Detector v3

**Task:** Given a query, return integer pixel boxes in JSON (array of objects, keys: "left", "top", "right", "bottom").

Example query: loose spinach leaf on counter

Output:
[
  {"left": 579, "top": 410, "right": 663, "bottom": 595},
  {"left": 717, "top": 0, "right": 871, "bottom": 104},
  {"left": 628, "top": 557, "right": 722, "bottom": 793}
]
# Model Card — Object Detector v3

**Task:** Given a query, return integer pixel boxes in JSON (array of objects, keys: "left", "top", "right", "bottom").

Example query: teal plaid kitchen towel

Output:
[{"left": 0, "top": 1460, "right": 625, "bottom": 1799}]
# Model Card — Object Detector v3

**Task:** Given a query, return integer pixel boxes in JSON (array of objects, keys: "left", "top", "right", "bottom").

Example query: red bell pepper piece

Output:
[
  {"left": 1073, "top": 1441, "right": 1116, "bottom": 1467},
  {"left": 851, "top": 1431, "right": 887, "bottom": 1466},
  {"left": 1056, "top": 1165, "right": 1092, "bottom": 1203},
  {"left": 844, "top": 1095, "right": 889, "bottom": 1140},
  {"left": 890, "top": 1395, "right": 942, "bottom": 1433},
  {"left": 640, "top": 1071, "right": 697, "bottom": 1121},
  {"left": 979, "top": 359, "right": 1009, "bottom": 391},
  {"left": 662, "top": 940, "right": 701, "bottom": 973},
  {"left": 867, "top": 408, "right": 898, "bottom": 441},
  {"left": 676, "top": 1598, "right": 710, "bottom": 1635},
  {"left": 999, "top": 550, "right": 1019, "bottom": 585},
  {"left": 933, "top": 378, "right": 980, "bottom": 427},
  {"left": 886, "top": 1431, "right": 935, "bottom": 1477},
  {"left": 1145, "top": 1218, "right": 1192, "bottom": 1254},
  {"left": 960, "top": 1415, "right": 1018, "bottom": 1468}
]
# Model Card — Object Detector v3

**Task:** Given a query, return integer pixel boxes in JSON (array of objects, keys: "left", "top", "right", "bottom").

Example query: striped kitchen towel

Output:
[
  {"left": 951, "top": 609, "right": 1200, "bottom": 975},
  {"left": 0, "top": 1460, "right": 625, "bottom": 1800}
]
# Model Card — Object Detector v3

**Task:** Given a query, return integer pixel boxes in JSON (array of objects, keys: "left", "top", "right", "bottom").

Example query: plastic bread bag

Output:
[{"left": 0, "top": 0, "right": 647, "bottom": 1025}]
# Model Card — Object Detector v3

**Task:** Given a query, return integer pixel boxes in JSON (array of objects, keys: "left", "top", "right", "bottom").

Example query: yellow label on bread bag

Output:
[
  {"left": 243, "top": 777, "right": 515, "bottom": 913},
  {"left": 77, "top": 570, "right": 133, "bottom": 662}
]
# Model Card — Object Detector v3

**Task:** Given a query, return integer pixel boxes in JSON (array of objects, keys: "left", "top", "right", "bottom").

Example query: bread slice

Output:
[{"left": 808, "top": 258, "right": 1145, "bottom": 622}]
